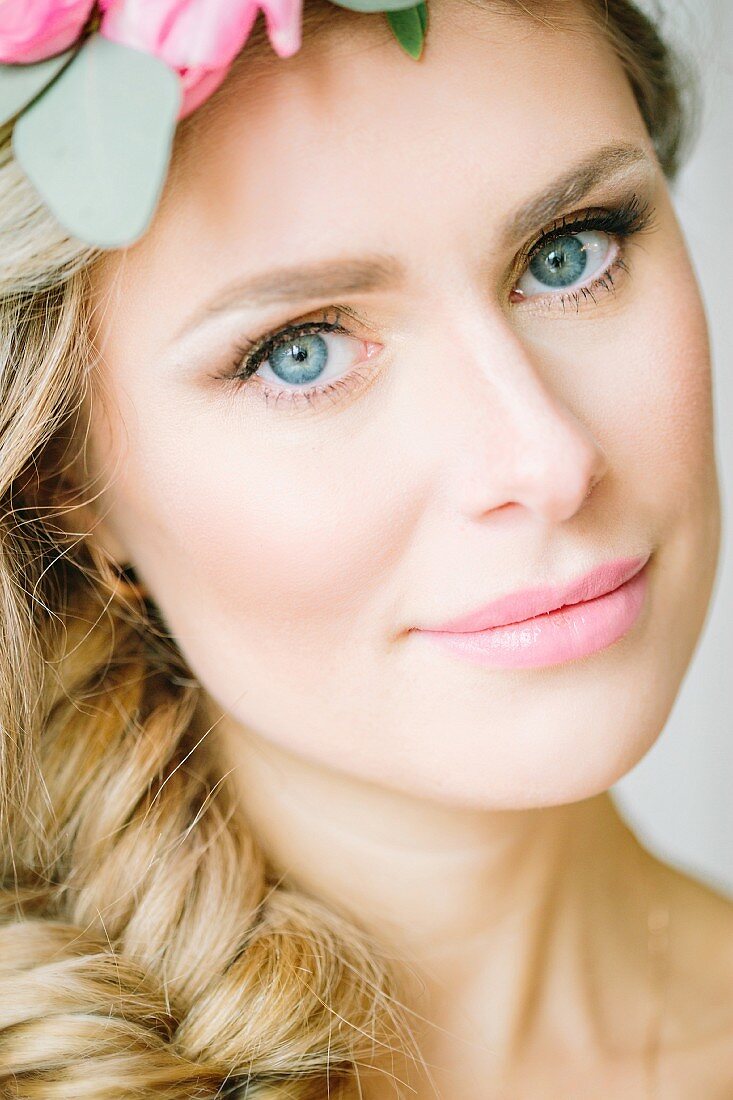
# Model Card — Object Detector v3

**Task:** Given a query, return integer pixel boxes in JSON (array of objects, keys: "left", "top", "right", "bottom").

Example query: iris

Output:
[
  {"left": 270, "top": 334, "right": 328, "bottom": 384},
  {"left": 529, "top": 235, "right": 588, "bottom": 289}
]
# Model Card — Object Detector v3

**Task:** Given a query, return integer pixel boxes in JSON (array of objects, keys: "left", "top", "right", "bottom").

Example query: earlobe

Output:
[
  {"left": 85, "top": 521, "right": 149, "bottom": 601},
  {"left": 56, "top": 501, "right": 149, "bottom": 600},
  {"left": 59, "top": 493, "right": 129, "bottom": 568},
  {"left": 88, "top": 515, "right": 129, "bottom": 566}
]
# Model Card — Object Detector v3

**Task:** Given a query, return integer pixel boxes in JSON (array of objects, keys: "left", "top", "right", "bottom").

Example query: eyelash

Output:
[{"left": 218, "top": 193, "right": 656, "bottom": 413}]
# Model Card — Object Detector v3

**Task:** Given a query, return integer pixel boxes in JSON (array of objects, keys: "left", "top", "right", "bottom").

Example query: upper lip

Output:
[{"left": 418, "top": 552, "right": 651, "bottom": 634}]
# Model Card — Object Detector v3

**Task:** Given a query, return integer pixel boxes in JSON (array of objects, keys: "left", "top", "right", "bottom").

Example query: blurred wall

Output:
[{"left": 612, "top": 0, "right": 733, "bottom": 897}]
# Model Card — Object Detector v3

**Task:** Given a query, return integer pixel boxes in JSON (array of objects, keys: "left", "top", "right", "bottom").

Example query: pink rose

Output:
[
  {"left": 98, "top": 0, "right": 303, "bottom": 119},
  {"left": 0, "top": 0, "right": 95, "bottom": 64}
]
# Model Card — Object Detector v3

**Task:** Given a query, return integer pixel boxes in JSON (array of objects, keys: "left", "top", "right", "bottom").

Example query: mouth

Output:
[
  {"left": 413, "top": 555, "right": 652, "bottom": 671},
  {"left": 416, "top": 552, "right": 652, "bottom": 635}
]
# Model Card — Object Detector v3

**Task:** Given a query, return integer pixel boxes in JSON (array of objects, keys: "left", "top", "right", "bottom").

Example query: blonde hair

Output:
[{"left": 0, "top": 1, "right": 692, "bottom": 1096}]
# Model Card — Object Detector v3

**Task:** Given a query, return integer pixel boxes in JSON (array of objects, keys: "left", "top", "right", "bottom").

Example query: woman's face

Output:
[{"left": 87, "top": 0, "right": 721, "bottom": 809}]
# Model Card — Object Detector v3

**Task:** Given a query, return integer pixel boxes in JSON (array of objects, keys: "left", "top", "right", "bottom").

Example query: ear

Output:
[
  {"left": 87, "top": 513, "right": 130, "bottom": 568},
  {"left": 56, "top": 492, "right": 131, "bottom": 569},
  {"left": 72, "top": 506, "right": 149, "bottom": 599}
]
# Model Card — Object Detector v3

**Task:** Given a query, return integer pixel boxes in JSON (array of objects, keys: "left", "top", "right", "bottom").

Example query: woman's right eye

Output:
[
  {"left": 514, "top": 229, "right": 619, "bottom": 299},
  {"left": 217, "top": 309, "right": 384, "bottom": 413}
]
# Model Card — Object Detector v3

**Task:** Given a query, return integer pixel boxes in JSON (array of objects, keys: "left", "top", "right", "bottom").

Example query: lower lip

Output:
[{"left": 415, "top": 561, "right": 650, "bottom": 670}]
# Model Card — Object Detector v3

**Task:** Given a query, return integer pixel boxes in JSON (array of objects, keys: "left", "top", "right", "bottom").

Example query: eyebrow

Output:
[
  {"left": 175, "top": 141, "right": 652, "bottom": 339},
  {"left": 502, "top": 142, "right": 650, "bottom": 242}
]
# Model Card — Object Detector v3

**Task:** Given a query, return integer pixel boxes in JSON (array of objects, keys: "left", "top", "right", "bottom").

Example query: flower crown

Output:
[{"left": 0, "top": 0, "right": 428, "bottom": 249}]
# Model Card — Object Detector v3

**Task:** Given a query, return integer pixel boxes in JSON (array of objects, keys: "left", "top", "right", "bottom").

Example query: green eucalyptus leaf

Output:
[
  {"left": 13, "top": 34, "right": 181, "bottom": 248},
  {"left": 386, "top": 2, "right": 428, "bottom": 58},
  {"left": 0, "top": 48, "right": 77, "bottom": 129},
  {"left": 417, "top": 0, "right": 428, "bottom": 35},
  {"left": 328, "top": 0, "right": 419, "bottom": 13}
]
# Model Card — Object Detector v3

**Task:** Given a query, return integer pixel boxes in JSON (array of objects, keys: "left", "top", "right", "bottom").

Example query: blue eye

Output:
[
  {"left": 516, "top": 229, "right": 616, "bottom": 297},
  {"left": 254, "top": 326, "right": 367, "bottom": 393},
  {"left": 268, "top": 332, "right": 329, "bottom": 385}
]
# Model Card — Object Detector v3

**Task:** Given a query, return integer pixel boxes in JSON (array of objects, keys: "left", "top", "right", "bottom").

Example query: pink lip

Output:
[
  {"left": 420, "top": 554, "right": 650, "bottom": 632},
  {"left": 414, "top": 553, "right": 652, "bottom": 671}
]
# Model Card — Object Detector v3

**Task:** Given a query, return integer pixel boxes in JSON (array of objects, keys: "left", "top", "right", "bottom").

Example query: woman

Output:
[{"left": 1, "top": 0, "right": 731, "bottom": 1096}]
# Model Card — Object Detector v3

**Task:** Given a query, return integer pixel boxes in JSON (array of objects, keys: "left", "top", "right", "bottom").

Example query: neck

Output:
[{"left": 213, "top": 707, "right": 656, "bottom": 1093}]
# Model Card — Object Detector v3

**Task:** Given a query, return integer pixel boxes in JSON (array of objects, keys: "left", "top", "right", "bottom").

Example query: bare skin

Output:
[
  {"left": 85, "top": 0, "right": 733, "bottom": 1095},
  {"left": 215, "top": 727, "right": 733, "bottom": 1098}
]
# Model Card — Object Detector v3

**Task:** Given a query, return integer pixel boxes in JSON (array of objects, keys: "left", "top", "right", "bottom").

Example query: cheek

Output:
[
  {"left": 542, "top": 205, "right": 719, "bottom": 539},
  {"left": 606, "top": 226, "right": 721, "bottom": 689},
  {"left": 93, "top": 403, "right": 414, "bottom": 660},
  {"left": 168, "top": 461, "right": 385, "bottom": 629},
  {"left": 622, "top": 242, "right": 717, "bottom": 533}
]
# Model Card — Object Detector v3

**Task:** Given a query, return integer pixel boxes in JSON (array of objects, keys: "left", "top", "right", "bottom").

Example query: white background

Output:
[{"left": 612, "top": 0, "right": 733, "bottom": 897}]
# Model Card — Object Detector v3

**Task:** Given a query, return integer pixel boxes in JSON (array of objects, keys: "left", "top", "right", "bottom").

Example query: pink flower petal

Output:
[
  {"left": 178, "top": 64, "right": 230, "bottom": 118},
  {"left": 99, "top": 0, "right": 305, "bottom": 119},
  {"left": 260, "top": 0, "right": 303, "bottom": 57},
  {"left": 0, "top": 0, "right": 94, "bottom": 64}
]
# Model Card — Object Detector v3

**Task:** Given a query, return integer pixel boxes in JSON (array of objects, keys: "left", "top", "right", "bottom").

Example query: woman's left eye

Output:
[{"left": 513, "top": 229, "right": 618, "bottom": 300}]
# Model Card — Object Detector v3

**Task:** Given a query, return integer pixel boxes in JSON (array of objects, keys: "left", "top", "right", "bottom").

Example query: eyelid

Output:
[
  {"left": 512, "top": 212, "right": 600, "bottom": 284},
  {"left": 213, "top": 304, "right": 375, "bottom": 389},
  {"left": 521, "top": 207, "right": 612, "bottom": 261},
  {"left": 233, "top": 303, "right": 372, "bottom": 368},
  {"left": 504, "top": 193, "right": 656, "bottom": 298},
  {"left": 513, "top": 239, "right": 623, "bottom": 310},
  {"left": 516, "top": 195, "right": 654, "bottom": 264}
]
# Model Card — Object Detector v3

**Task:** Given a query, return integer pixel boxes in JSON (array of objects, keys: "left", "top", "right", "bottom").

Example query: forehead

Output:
[{"left": 94, "top": 0, "right": 648, "bottom": 322}]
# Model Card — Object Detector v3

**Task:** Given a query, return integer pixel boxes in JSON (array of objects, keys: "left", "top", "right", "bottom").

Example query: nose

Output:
[{"left": 436, "top": 314, "right": 609, "bottom": 525}]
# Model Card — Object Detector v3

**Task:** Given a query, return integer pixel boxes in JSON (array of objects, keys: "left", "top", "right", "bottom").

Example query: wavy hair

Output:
[{"left": 0, "top": 1, "right": 694, "bottom": 1096}]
